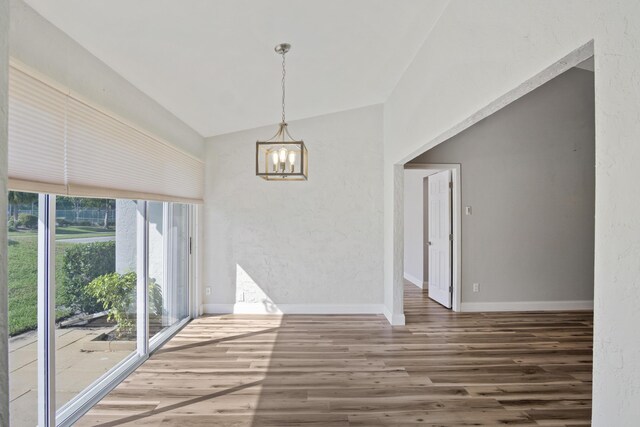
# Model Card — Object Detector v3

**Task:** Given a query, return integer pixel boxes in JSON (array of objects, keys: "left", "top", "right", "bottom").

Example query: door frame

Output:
[{"left": 405, "top": 163, "right": 461, "bottom": 312}]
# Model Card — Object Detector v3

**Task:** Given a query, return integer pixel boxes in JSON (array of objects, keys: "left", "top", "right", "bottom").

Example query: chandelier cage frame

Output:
[{"left": 256, "top": 43, "right": 309, "bottom": 181}]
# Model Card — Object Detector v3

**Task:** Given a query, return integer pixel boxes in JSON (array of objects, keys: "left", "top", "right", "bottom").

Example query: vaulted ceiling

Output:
[{"left": 24, "top": 0, "right": 448, "bottom": 137}]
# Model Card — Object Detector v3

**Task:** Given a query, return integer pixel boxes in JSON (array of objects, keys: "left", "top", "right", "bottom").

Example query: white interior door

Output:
[{"left": 427, "top": 170, "right": 452, "bottom": 308}]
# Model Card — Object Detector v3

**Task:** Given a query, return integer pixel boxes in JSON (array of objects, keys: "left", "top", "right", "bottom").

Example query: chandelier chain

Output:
[{"left": 281, "top": 50, "right": 286, "bottom": 124}]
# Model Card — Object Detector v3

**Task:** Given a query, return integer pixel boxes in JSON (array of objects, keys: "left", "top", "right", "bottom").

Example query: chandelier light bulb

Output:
[
  {"left": 279, "top": 147, "right": 288, "bottom": 163},
  {"left": 288, "top": 151, "right": 296, "bottom": 173},
  {"left": 271, "top": 151, "right": 279, "bottom": 172}
]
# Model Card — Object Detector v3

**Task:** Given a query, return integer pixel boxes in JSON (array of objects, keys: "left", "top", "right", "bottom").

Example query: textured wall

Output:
[
  {"left": 204, "top": 105, "right": 383, "bottom": 309},
  {"left": 115, "top": 200, "right": 137, "bottom": 274},
  {"left": 384, "top": 0, "right": 640, "bottom": 423},
  {"left": 0, "top": 0, "right": 9, "bottom": 423},
  {"left": 411, "top": 68, "right": 595, "bottom": 305}
]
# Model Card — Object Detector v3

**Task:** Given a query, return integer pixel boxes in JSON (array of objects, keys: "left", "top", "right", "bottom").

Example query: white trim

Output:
[
  {"left": 191, "top": 205, "right": 203, "bottom": 317},
  {"left": 202, "top": 303, "right": 386, "bottom": 315},
  {"left": 461, "top": 300, "right": 594, "bottom": 312},
  {"left": 37, "top": 194, "right": 56, "bottom": 427},
  {"left": 149, "top": 316, "right": 190, "bottom": 353},
  {"left": 383, "top": 306, "right": 406, "bottom": 326},
  {"left": 136, "top": 201, "right": 149, "bottom": 356},
  {"left": 403, "top": 273, "right": 424, "bottom": 289},
  {"left": 405, "top": 163, "right": 462, "bottom": 312}
]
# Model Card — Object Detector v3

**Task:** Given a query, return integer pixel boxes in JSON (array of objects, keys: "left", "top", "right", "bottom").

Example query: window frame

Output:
[{"left": 23, "top": 195, "right": 197, "bottom": 426}]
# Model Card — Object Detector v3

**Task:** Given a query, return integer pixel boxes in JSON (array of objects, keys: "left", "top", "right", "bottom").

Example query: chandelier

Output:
[{"left": 256, "top": 43, "right": 308, "bottom": 180}]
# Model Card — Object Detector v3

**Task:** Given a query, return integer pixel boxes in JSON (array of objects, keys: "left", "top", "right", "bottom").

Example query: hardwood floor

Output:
[{"left": 77, "top": 282, "right": 593, "bottom": 426}]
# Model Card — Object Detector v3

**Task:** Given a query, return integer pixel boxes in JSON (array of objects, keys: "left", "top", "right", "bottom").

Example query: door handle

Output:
[{"left": 427, "top": 241, "right": 432, "bottom": 246}]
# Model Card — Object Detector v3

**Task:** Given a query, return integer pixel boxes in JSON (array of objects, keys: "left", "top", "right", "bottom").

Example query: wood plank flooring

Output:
[{"left": 77, "top": 282, "right": 593, "bottom": 426}]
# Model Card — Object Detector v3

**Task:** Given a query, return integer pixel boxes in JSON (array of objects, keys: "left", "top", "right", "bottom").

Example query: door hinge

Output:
[
  {"left": 189, "top": 237, "right": 193, "bottom": 255},
  {"left": 449, "top": 286, "right": 453, "bottom": 292},
  {"left": 449, "top": 233, "right": 453, "bottom": 241},
  {"left": 448, "top": 181, "right": 453, "bottom": 189}
]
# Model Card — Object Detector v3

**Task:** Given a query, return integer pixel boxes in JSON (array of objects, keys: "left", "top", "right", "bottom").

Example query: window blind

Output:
[
  {"left": 8, "top": 68, "right": 67, "bottom": 194},
  {"left": 8, "top": 66, "right": 204, "bottom": 203}
]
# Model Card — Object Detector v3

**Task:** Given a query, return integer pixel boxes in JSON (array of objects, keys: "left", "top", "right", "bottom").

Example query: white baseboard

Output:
[
  {"left": 383, "top": 306, "right": 406, "bottom": 326},
  {"left": 460, "top": 300, "right": 594, "bottom": 312},
  {"left": 403, "top": 273, "right": 424, "bottom": 289},
  {"left": 201, "top": 303, "right": 385, "bottom": 315}
]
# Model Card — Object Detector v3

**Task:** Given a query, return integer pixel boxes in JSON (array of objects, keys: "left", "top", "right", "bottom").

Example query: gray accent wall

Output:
[{"left": 410, "top": 68, "right": 595, "bottom": 305}]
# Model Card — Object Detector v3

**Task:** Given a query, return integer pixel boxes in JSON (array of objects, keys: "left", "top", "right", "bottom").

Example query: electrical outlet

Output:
[
  {"left": 472, "top": 283, "right": 479, "bottom": 292},
  {"left": 205, "top": 287, "right": 211, "bottom": 296}
]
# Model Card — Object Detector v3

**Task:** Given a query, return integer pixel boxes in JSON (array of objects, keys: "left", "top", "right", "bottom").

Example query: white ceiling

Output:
[{"left": 23, "top": 0, "right": 448, "bottom": 137}]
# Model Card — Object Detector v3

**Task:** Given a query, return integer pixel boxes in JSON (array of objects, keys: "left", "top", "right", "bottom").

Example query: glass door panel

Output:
[
  {"left": 7, "top": 191, "right": 39, "bottom": 427},
  {"left": 54, "top": 197, "right": 137, "bottom": 409}
]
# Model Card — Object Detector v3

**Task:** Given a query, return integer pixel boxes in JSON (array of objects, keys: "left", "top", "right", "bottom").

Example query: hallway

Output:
[{"left": 78, "top": 282, "right": 593, "bottom": 426}]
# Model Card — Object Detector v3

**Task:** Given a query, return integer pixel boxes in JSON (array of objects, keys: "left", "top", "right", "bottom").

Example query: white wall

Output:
[
  {"left": 411, "top": 68, "right": 595, "bottom": 308},
  {"left": 0, "top": 0, "right": 9, "bottom": 423},
  {"left": 383, "top": 0, "right": 640, "bottom": 423},
  {"left": 9, "top": 0, "right": 203, "bottom": 158},
  {"left": 203, "top": 105, "right": 384, "bottom": 314},
  {"left": 115, "top": 200, "right": 137, "bottom": 274}
]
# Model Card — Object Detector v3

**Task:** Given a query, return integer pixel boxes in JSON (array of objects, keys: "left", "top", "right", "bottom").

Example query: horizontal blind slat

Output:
[
  {"left": 8, "top": 68, "right": 67, "bottom": 187},
  {"left": 8, "top": 66, "right": 204, "bottom": 203}
]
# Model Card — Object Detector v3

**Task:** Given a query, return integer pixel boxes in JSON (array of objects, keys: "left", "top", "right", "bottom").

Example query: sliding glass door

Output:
[
  {"left": 54, "top": 197, "right": 138, "bottom": 411},
  {"left": 6, "top": 193, "right": 195, "bottom": 426},
  {"left": 7, "top": 192, "right": 40, "bottom": 427},
  {"left": 148, "top": 202, "right": 190, "bottom": 343}
]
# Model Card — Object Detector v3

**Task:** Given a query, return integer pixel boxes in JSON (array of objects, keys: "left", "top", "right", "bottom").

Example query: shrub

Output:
[
  {"left": 74, "top": 220, "right": 92, "bottom": 226},
  {"left": 17, "top": 213, "right": 38, "bottom": 229},
  {"left": 86, "top": 272, "right": 136, "bottom": 335},
  {"left": 61, "top": 241, "right": 115, "bottom": 314},
  {"left": 8, "top": 217, "right": 16, "bottom": 232},
  {"left": 56, "top": 218, "right": 71, "bottom": 227},
  {"left": 85, "top": 272, "right": 164, "bottom": 337},
  {"left": 148, "top": 278, "right": 164, "bottom": 316}
]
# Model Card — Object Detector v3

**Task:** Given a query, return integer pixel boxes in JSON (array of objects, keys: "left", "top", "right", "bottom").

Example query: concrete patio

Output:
[{"left": 9, "top": 326, "right": 134, "bottom": 426}]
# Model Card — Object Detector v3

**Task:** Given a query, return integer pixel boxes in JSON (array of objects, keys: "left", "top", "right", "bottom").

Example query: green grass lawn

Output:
[
  {"left": 7, "top": 236, "right": 70, "bottom": 335},
  {"left": 8, "top": 226, "right": 115, "bottom": 336}
]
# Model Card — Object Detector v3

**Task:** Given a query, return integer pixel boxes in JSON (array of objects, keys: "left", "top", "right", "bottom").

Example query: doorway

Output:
[{"left": 403, "top": 163, "right": 461, "bottom": 311}]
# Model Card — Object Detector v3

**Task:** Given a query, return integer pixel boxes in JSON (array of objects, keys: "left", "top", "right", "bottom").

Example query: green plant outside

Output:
[
  {"left": 7, "top": 226, "right": 115, "bottom": 336},
  {"left": 60, "top": 241, "right": 116, "bottom": 314},
  {"left": 85, "top": 273, "right": 164, "bottom": 337},
  {"left": 17, "top": 213, "right": 38, "bottom": 229},
  {"left": 86, "top": 272, "right": 137, "bottom": 336}
]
